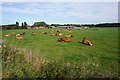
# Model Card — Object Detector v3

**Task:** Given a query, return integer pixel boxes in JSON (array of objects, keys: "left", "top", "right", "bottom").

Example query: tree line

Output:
[
  {"left": 51, "top": 23, "right": 120, "bottom": 27},
  {"left": 81, "top": 23, "right": 120, "bottom": 27},
  {"left": 1, "top": 22, "right": 120, "bottom": 30},
  {"left": 2, "top": 22, "right": 28, "bottom": 30}
]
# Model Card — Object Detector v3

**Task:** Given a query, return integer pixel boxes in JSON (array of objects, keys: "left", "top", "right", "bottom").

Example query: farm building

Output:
[
  {"left": 33, "top": 21, "right": 48, "bottom": 29},
  {"left": 81, "top": 26, "right": 89, "bottom": 29},
  {"left": 34, "top": 26, "right": 46, "bottom": 29},
  {"left": 56, "top": 26, "right": 74, "bottom": 28}
]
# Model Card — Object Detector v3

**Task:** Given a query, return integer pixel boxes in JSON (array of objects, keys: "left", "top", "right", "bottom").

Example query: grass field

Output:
[{"left": 1, "top": 27, "right": 119, "bottom": 78}]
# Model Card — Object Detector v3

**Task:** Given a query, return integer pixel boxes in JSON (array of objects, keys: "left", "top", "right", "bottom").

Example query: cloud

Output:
[
  {"left": 2, "top": 2, "right": 118, "bottom": 24},
  {"left": 1, "top": 0, "right": 120, "bottom": 2},
  {"left": 64, "top": 2, "right": 118, "bottom": 22},
  {"left": 2, "top": 3, "right": 69, "bottom": 15},
  {"left": 2, "top": 3, "right": 45, "bottom": 14}
]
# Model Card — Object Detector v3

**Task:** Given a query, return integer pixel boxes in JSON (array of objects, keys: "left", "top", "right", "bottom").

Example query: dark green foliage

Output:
[
  {"left": 2, "top": 25, "right": 16, "bottom": 30},
  {"left": 24, "top": 22, "right": 28, "bottom": 27},
  {"left": 82, "top": 23, "right": 120, "bottom": 27},
  {"left": 50, "top": 23, "right": 120, "bottom": 27},
  {"left": 16, "top": 22, "right": 19, "bottom": 27},
  {"left": 23, "top": 22, "right": 28, "bottom": 29},
  {"left": 51, "top": 24, "right": 81, "bottom": 27},
  {"left": 21, "top": 22, "right": 28, "bottom": 29}
]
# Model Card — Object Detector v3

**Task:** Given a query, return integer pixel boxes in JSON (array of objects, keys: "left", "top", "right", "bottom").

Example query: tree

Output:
[
  {"left": 16, "top": 22, "right": 19, "bottom": 29},
  {"left": 24, "top": 22, "right": 28, "bottom": 27},
  {"left": 21, "top": 23, "right": 24, "bottom": 29},
  {"left": 16, "top": 22, "right": 19, "bottom": 26},
  {"left": 23, "top": 22, "right": 28, "bottom": 29}
]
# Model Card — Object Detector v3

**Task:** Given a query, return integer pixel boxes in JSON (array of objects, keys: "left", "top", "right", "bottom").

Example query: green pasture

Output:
[{"left": 2, "top": 27, "right": 119, "bottom": 78}]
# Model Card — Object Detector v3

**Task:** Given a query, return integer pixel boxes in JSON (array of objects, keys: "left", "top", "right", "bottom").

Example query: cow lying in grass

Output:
[
  {"left": 51, "top": 33, "right": 56, "bottom": 36},
  {"left": 49, "top": 30, "right": 55, "bottom": 34},
  {"left": 31, "top": 32, "right": 35, "bottom": 36},
  {"left": 15, "top": 34, "right": 23, "bottom": 40},
  {"left": 41, "top": 32, "right": 47, "bottom": 35},
  {"left": 4, "top": 34, "right": 11, "bottom": 37},
  {"left": 58, "top": 37, "right": 71, "bottom": 42},
  {"left": 57, "top": 32, "right": 62, "bottom": 36},
  {"left": 20, "top": 32, "right": 25, "bottom": 36},
  {"left": 66, "top": 34, "right": 73, "bottom": 38},
  {"left": 82, "top": 37, "right": 92, "bottom": 46},
  {"left": 57, "top": 30, "right": 62, "bottom": 33},
  {"left": 51, "top": 32, "right": 62, "bottom": 36}
]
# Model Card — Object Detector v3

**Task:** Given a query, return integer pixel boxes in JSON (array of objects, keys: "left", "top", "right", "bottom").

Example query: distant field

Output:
[{"left": 2, "top": 27, "right": 119, "bottom": 78}]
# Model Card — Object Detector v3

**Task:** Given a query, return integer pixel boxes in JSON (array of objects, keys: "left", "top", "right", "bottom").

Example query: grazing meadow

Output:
[{"left": 1, "top": 27, "right": 119, "bottom": 78}]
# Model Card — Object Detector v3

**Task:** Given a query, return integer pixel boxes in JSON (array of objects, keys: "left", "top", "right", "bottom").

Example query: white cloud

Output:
[
  {"left": 2, "top": 3, "right": 68, "bottom": 15},
  {"left": 1, "top": 0, "right": 120, "bottom": 2},
  {"left": 3, "top": 7, "right": 42, "bottom": 14},
  {"left": 2, "top": 2, "right": 118, "bottom": 24},
  {"left": 2, "top": 3, "right": 46, "bottom": 14},
  {"left": 64, "top": 2, "right": 118, "bottom": 22}
]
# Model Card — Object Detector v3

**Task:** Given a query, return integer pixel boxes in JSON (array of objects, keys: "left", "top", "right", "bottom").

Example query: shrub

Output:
[{"left": 1, "top": 46, "right": 119, "bottom": 79}]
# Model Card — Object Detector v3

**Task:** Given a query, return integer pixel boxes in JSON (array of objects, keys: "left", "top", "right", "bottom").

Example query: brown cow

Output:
[
  {"left": 82, "top": 37, "right": 92, "bottom": 46},
  {"left": 41, "top": 32, "right": 47, "bottom": 35},
  {"left": 20, "top": 32, "right": 25, "bottom": 36},
  {"left": 4, "top": 34, "right": 11, "bottom": 37},
  {"left": 49, "top": 30, "right": 54, "bottom": 34},
  {"left": 31, "top": 32, "right": 35, "bottom": 36},
  {"left": 57, "top": 32, "right": 62, "bottom": 36},
  {"left": 58, "top": 37, "right": 71, "bottom": 42},
  {"left": 15, "top": 34, "right": 23, "bottom": 40},
  {"left": 66, "top": 34, "right": 73, "bottom": 38},
  {"left": 57, "top": 30, "right": 62, "bottom": 33},
  {"left": 62, "top": 37, "right": 71, "bottom": 42},
  {"left": 51, "top": 33, "right": 56, "bottom": 36}
]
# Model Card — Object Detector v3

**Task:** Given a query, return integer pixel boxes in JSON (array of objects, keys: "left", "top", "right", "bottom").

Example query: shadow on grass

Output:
[{"left": 77, "top": 41, "right": 82, "bottom": 44}]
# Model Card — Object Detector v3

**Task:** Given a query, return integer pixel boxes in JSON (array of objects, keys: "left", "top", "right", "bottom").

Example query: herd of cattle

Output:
[{"left": 1, "top": 29, "right": 93, "bottom": 48}]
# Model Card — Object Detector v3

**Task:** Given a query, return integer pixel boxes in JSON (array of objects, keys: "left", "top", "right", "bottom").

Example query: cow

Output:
[
  {"left": 49, "top": 30, "right": 55, "bottom": 34},
  {"left": 82, "top": 37, "right": 92, "bottom": 46},
  {"left": 31, "top": 32, "right": 35, "bottom": 36},
  {"left": 56, "top": 32, "right": 62, "bottom": 36},
  {"left": 51, "top": 33, "right": 56, "bottom": 36},
  {"left": 20, "top": 32, "right": 25, "bottom": 36},
  {"left": 41, "top": 32, "right": 47, "bottom": 35},
  {"left": 65, "top": 34, "right": 73, "bottom": 38},
  {"left": 58, "top": 37, "right": 71, "bottom": 42},
  {"left": 57, "top": 30, "right": 62, "bottom": 33},
  {"left": 4, "top": 34, "right": 11, "bottom": 37},
  {"left": 15, "top": 34, "right": 23, "bottom": 40}
]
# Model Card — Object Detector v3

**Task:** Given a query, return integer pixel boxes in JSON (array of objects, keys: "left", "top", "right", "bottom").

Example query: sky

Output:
[{"left": 1, "top": 2, "right": 118, "bottom": 25}]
